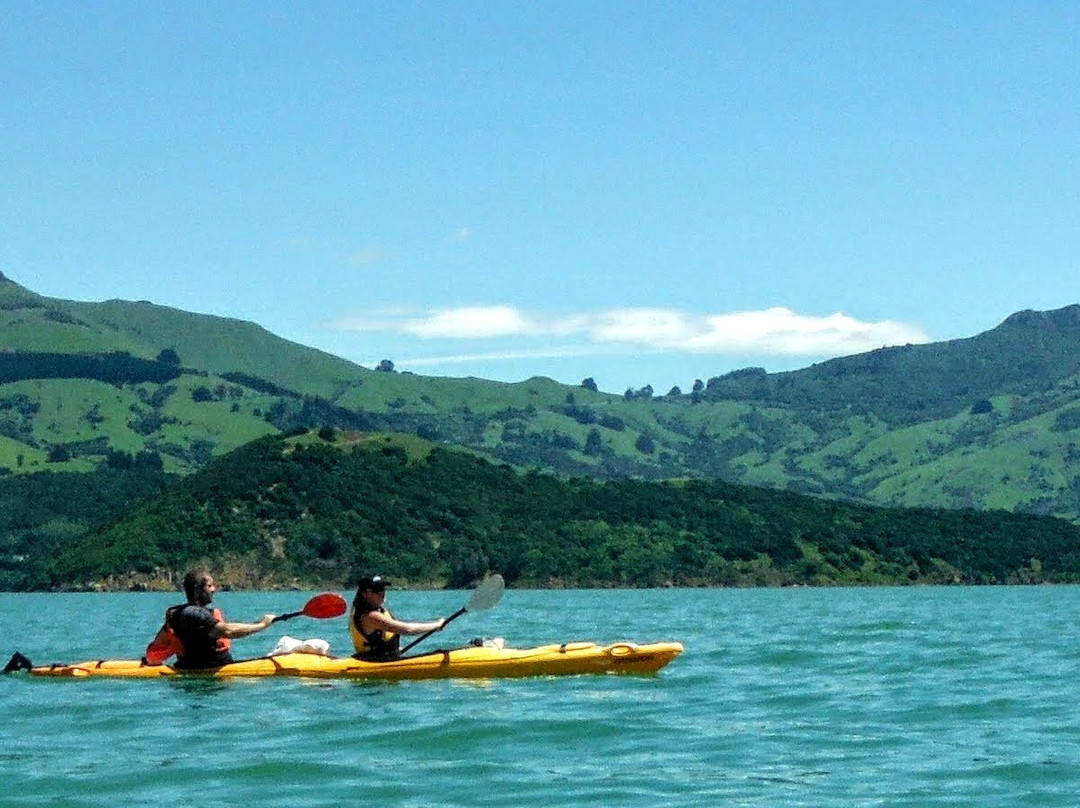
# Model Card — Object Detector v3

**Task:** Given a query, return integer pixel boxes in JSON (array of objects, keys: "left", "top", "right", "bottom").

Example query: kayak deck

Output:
[{"left": 10, "top": 641, "right": 683, "bottom": 681}]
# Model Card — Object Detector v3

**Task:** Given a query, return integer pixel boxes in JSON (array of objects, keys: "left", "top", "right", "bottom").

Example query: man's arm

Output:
[{"left": 211, "top": 614, "right": 276, "bottom": 639}]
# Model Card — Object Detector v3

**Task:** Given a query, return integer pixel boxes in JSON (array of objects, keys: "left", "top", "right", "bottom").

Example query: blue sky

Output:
[{"left": 2, "top": 2, "right": 1078, "bottom": 394}]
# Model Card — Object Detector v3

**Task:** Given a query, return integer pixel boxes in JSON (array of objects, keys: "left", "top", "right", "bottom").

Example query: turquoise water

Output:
[{"left": 3, "top": 586, "right": 1080, "bottom": 806}]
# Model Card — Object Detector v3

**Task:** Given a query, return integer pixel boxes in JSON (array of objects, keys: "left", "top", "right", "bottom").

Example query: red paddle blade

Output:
[{"left": 302, "top": 593, "right": 348, "bottom": 619}]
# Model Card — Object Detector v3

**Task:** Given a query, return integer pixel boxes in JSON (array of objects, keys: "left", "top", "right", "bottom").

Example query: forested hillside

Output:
[
  {"left": 23, "top": 431, "right": 1080, "bottom": 592},
  {"left": 0, "top": 466, "right": 174, "bottom": 590}
]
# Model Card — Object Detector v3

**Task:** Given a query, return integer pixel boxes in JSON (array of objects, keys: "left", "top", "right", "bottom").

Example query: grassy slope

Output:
[
  {"left": 0, "top": 377, "right": 281, "bottom": 474},
  {"left": 0, "top": 279, "right": 369, "bottom": 396}
]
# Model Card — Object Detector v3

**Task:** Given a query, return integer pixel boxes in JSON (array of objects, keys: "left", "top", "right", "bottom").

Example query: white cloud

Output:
[
  {"left": 590, "top": 308, "right": 698, "bottom": 344},
  {"left": 402, "top": 306, "right": 533, "bottom": 338},
  {"left": 334, "top": 304, "right": 931, "bottom": 359},
  {"left": 682, "top": 308, "right": 929, "bottom": 356}
]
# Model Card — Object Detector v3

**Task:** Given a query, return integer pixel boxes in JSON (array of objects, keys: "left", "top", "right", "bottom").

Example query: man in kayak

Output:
[
  {"left": 350, "top": 575, "right": 446, "bottom": 660},
  {"left": 145, "top": 569, "right": 277, "bottom": 669}
]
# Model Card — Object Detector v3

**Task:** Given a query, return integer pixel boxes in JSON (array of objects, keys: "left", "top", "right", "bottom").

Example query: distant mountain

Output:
[
  {"left": 700, "top": 305, "right": 1080, "bottom": 425},
  {"left": 2, "top": 272, "right": 1080, "bottom": 523}
]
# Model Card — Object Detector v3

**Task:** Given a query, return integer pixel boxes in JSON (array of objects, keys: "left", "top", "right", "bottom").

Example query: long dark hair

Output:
[{"left": 352, "top": 577, "right": 386, "bottom": 613}]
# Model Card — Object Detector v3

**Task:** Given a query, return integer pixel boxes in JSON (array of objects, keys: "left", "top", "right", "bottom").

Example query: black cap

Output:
[{"left": 357, "top": 575, "right": 391, "bottom": 592}]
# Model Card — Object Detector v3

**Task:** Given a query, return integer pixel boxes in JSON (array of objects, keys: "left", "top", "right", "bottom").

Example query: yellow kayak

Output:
[{"left": 7, "top": 641, "right": 683, "bottom": 680}]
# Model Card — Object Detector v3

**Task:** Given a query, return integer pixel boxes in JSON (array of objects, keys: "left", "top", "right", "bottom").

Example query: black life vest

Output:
[
  {"left": 350, "top": 604, "right": 401, "bottom": 660},
  {"left": 144, "top": 604, "right": 231, "bottom": 666}
]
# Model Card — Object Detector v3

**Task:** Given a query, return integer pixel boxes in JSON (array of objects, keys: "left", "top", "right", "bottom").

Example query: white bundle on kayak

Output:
[{"left": 270, "top": 635, "right": 331, "bottom": 656}]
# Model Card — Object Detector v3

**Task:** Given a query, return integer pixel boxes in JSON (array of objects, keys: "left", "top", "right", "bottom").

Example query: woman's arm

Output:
[{"left": 364, "top": 611, "right": 446, "bottom": 636}]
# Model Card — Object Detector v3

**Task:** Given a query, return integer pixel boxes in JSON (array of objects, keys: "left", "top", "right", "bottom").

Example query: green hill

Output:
[
  {"left": 4, "top": 271, "right": 1080, "bottom": 525},
  {"left": 0, "top": 271, "right": 367, "bottom": 396},
  {"left": 29, "top": 431, "right": 1080, "bottom": 592}
]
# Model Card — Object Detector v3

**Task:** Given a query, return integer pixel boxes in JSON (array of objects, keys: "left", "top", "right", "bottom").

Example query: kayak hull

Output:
[{"left": 16, "top": 641, "right": 683, "bottom": 681}]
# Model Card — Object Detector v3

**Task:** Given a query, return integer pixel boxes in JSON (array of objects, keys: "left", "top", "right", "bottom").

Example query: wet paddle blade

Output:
[
  {"left": 465, "top": 573, "right": 505, "bottom": 613},
  {"left": 398, "top": 573, "right": 506, "bottom": 655},
  {"left": 302, "top": 593, "right": 348, "bottom": 619},
  {"left": 273, "top": 593, "right": 348, "bottom": 623}
]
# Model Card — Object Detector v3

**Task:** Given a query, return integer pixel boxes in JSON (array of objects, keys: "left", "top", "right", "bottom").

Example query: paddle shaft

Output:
[
  {"left": 399, "top": 606, "right": 467, "bottom": 655},
  {"left": 271, "top": 610, "right": 304, "bottom": 623}
]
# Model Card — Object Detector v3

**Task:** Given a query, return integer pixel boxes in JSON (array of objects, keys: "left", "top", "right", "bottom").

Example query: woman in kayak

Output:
[
  {"left": 145, "top": 568, "right": 277, "bottom": 669},
  {"left": 350, "top": 575, "right": 446, "bottom": 660}
]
